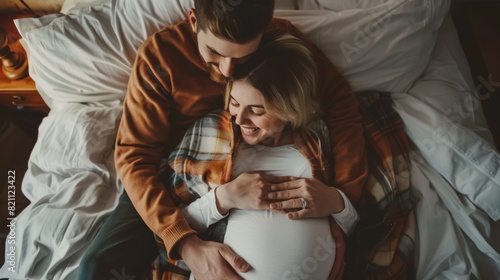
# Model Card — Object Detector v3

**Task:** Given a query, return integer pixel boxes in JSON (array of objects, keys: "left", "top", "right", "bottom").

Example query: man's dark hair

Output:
[{"left": 194, "top": 0, "right": 275, "bottom": 43}]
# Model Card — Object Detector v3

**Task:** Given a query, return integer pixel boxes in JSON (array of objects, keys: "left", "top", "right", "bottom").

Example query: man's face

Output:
[
  {"left": 189, "top": 10, "right": 262, "bottom": 83},
  {"left": 196, "top": 28, "right": 262, "bottom": 83}
]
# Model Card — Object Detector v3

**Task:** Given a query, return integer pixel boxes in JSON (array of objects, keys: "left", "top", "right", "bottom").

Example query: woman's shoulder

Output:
[
  {"left": 194, "top": 109, "right": 232, "bottom": 127},
  {"left": 295, "top": 118, "right": 332, "bottom": 158},
  {"left": 186, "top": 110, "right": 233, "bottom": 142},
  {"left": 169, "top": 110, "right": 233, "bottom": 166},
  {"left": 302, "top": 119, "right": 330, "bottom": 145}
]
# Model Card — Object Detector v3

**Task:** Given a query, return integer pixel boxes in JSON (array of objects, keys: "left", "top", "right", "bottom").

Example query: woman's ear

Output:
[{"left": 188, "top": 9, "right": 197, "bottom": 33}]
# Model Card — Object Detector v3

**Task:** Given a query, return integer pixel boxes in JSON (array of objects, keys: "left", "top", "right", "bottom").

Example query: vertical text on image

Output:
[{"left": 6, "top": 170, "right": 17, "bottom": 272}]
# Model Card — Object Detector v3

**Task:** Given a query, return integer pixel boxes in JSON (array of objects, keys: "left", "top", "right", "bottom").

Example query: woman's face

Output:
[{"left": 228, "top": 81, "right": 287, "bottom": 146}]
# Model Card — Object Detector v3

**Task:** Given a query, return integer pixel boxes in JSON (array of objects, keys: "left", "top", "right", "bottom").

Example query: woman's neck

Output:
[{"left": 258, "top": 129, "right": 293, "bottom": 147}]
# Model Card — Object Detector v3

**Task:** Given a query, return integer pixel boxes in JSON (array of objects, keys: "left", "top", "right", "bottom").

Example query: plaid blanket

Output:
[{"left": 345, "top": 91, "right": 415, "bottom": 280}]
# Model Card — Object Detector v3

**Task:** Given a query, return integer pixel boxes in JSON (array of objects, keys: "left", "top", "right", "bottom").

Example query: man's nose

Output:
[{"left": 219, "top": 57, "right": 236, "bottom": 77}]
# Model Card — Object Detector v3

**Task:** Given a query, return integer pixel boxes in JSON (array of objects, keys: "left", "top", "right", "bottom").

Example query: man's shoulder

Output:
[
  {"left": 137, "top": 19, "right": 197, "bottom": 64},
  {"left": 151, "top": 20, "right": 191, "bottom": 44}
]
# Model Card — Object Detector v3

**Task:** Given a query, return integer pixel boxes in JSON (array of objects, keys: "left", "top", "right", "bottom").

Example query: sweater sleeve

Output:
[
  {"left": 331, "top": 189, "right": 360, "bottom": 235},
  {"left": 279, "top": 20, "right": 369, "bottom": 205},
  {"left": 115, "top": 45, "right": 196, "bottom": 260}
]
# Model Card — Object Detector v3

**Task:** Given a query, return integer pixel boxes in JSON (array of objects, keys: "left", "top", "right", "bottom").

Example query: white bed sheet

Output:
[
  {"left": 409, "top": 151, "right": 500, "bottom": 279},
  {"left": 0, "top": 103, "right": 123, "bottom": 279},
  {"left": 391, "top": 13, "right": 500, "bottom": 280},
  {"left": 393, "top": 15, "right": 500, "bottom": 222}
]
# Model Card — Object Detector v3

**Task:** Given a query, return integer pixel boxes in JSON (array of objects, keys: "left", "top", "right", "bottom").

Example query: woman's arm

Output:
[
  {"left": 182, "top": 173, "right": 293, "bottom": 232},
  {"left": 181, "top": 188, "right": 227, "bottom": 233},
  {"left": 215, "top": 173, "right": 282, "bottom": 214},
  {"left": 330, "top": 189, "right": 360, "bottom": 235}
]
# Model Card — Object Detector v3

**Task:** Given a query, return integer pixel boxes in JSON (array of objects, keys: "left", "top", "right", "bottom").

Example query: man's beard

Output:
[{"left": 205, "top": 63, "right": 230, "bottom": 84}]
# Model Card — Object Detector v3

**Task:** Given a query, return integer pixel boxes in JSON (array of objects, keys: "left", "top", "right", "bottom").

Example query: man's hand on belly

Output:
[{"left": 177, "top": 234, "right": 251, "bottom": 279}]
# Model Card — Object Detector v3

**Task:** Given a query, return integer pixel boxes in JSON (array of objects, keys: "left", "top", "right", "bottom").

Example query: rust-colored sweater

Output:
[{"left": 115, "top": 18, "right": 368, "bottom": 259}]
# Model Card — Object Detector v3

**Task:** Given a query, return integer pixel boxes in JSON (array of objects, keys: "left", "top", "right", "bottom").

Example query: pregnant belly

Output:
[{"left": 223, "top": 209, "right": 335, "bottom": 280}]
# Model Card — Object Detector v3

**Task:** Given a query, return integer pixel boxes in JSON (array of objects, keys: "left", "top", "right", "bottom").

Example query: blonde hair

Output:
[{"left": 225, "top": 34, "right": 320, "bottom": 128}]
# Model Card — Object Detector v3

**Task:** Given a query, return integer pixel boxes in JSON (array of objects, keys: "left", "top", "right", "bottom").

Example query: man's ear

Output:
[{"left": 188, "top": 9, "right": 197, "bottom": 33}]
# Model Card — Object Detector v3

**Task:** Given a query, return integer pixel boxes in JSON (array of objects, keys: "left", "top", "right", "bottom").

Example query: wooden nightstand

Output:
[
  {"left": 0, "top": 64, "right": 46, "bottom": 108},
  {"left": 0, "top": 13, "right": 48, "bottom": 110}
]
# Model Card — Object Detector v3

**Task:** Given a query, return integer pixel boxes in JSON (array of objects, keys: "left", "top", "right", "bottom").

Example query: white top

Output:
[{"left": 182, "top": 143, "right": 359, "bottom": 279}]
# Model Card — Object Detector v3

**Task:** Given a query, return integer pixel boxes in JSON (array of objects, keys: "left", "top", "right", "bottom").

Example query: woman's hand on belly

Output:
[
  {"left": 215, "top": 172, "right": 293, "bottom": 215},
  {"left": 268, "top": 177, "right": 345, "bottom": 219}
]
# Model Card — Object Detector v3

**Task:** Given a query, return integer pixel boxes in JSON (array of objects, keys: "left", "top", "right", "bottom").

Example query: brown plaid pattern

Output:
[{"left": 346, "top": 91, "right": 416, "bottom": 280}]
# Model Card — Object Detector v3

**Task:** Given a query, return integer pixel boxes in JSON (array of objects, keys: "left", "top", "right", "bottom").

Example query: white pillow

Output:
[
  {"left": 275, "top": 0, "right": 298, "bottom": 10},
  {"left": 60, "top": 0, "right": 109, "bottom": 14},
  {"left": 296, "top": 0, "right": 388, "bottom": 10},
  {"left": 16, "top": 0, "right": 449, "bottom": 107},
  {"left": 16, "top": 0, "right": 194, "bottom": 107},
  {"left": 276, "top": 0, "right": 451, "bottom": 93}
]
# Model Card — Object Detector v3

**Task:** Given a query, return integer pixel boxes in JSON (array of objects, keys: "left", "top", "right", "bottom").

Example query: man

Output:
[{"left": 79, "top": 0, "right": 368, "bottom": 279}]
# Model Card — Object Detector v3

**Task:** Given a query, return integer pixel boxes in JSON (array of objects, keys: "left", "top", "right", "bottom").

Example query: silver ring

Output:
[{"left": 299, "top": 197, "right": 307, "bottom": 209}]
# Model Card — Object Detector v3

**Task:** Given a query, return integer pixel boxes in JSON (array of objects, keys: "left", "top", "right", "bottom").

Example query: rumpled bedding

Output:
[
  {"left": 391, "top": 14, "right": 500, "bottom": 280},
  {"left": 0, "top": 103, "right": 123, "bottom": 279}
]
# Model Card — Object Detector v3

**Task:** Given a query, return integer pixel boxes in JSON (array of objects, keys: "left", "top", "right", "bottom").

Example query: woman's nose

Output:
[{"left": 233, "top": 109, "right": 247, "bottom": 125}]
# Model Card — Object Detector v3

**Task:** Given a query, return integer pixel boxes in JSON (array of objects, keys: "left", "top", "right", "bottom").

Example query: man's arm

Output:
[
  {"left": 276, "top": 19, "right": 369, "bottom": 204},
  {"left": 115, "top": 47, "right": 197, "bottom": 259},
  {"left": 315, "top": 52, "right": 368, "bottom": 203},
  {"left": 114, "top": 27, "right": 252, "bottom": 280}
]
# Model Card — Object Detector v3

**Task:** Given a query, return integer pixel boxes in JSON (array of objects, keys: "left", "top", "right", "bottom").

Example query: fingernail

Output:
[
  {"left": 287, "top": 213, "right": 293, "bottom": 219},
  {"left": 270, "top": 203, "right": 277, "bottom": 209},
  {"left": 241, "top": 263, "right": 251, "bottom": 272}
]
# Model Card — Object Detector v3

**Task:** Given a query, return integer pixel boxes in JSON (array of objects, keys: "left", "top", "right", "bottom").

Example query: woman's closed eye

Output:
[
  {"left": 229, "top": 95, "right": 266, "bottom": 116},
  {"left": 230, "top": 103, "right": 265, "bottom": 116},
  {"left": 249, "top": 107, "right": 265, "bottom": 116}
]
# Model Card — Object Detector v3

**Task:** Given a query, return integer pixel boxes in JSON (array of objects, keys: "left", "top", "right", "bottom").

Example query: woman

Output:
[{"left": 165, "top": 34, "right": 359, "bottom": 279}]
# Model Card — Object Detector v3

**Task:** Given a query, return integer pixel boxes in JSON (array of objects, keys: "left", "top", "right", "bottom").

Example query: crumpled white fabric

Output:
[
  {"left": 391, "top": 14, "right": 500, "bottom": 279},
  {"left": 0, "top": 103, "right": 123, "bottom": 279},
  {"left": 409, "top": 151, "right": 500, "bottom": 280},
  {"left": 276, "top": 0, "right": 451, "bottom": 93},
  {"left": 390, "top": 14, "right": 500, "bottom": 221}
]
